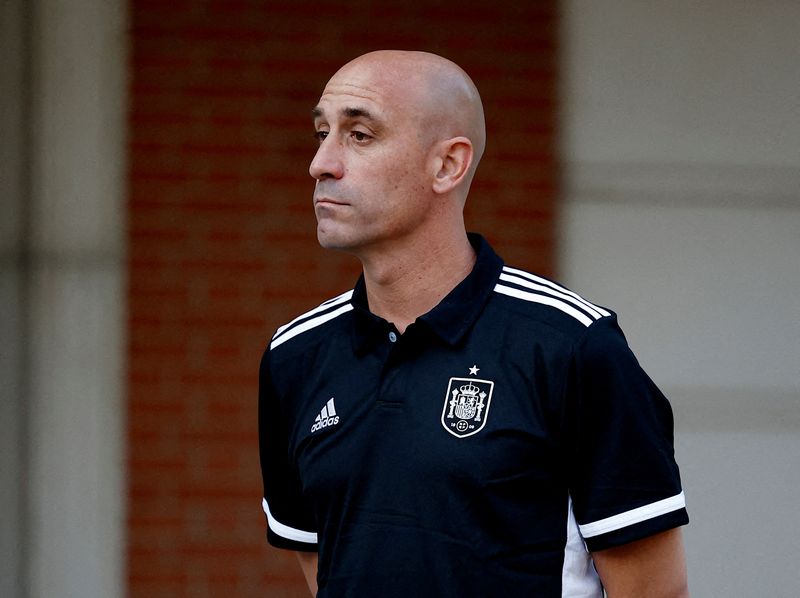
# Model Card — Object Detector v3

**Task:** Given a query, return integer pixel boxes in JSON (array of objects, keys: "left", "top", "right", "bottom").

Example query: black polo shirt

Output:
[{"left": 259, "top": 234, "right": 688, "bottom": 597}]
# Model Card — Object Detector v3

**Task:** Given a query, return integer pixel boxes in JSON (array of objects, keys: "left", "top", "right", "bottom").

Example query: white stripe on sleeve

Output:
[
  {"left": 262, "top": 498, "right": 318, "bottom": 544},
  {"left": 578, "top": 491, "right": 686, "bottom": 538}
]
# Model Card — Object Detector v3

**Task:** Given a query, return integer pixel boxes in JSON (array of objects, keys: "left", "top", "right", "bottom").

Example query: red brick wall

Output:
[{"left": 127, "top": 1, "right": 558, "bottom": 596}]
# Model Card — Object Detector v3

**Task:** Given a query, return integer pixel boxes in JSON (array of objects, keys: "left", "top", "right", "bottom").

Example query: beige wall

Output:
[{"left": 560, "top": 2, "right": 800, "bottom": 596}]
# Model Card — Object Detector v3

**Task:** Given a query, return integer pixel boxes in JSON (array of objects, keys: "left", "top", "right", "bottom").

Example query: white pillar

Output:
[
  {"left": 0, "top": 0, "right": 29, "bottom": 595},
  {"left": 1, "top": 1, "right": 128, "bottom": 596}
]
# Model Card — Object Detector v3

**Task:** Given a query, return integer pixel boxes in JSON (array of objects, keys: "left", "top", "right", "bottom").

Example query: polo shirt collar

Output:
[{"left": 351, "top": 233, "right": 504, "bottom": 353}]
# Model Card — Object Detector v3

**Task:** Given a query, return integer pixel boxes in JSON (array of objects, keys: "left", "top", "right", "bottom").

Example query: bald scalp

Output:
[{"left": 331, "top": 50, "right": 486, "bottom": 174}]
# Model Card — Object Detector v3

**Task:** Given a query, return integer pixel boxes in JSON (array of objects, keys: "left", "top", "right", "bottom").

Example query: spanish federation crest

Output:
[{"left": 441, "top": 377, "right": 494, "bottom": 438}]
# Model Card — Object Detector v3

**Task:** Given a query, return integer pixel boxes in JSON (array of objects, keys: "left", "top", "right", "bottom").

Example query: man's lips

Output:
[{"left": 314, "top": 197, "right": 349, "bottom": 207}]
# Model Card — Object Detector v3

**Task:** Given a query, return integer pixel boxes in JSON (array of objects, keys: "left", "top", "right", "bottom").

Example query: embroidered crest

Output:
[{"left": 441, "top": 376, "right": 494, "bottom": 438}]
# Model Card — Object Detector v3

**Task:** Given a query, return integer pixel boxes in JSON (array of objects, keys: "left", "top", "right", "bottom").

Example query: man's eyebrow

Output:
[
  {"left": 342, "top": 107, "right": 375, "bottom": 120},
  {"left": 311, "top": 106, "right": 379, "bottom": 122}
]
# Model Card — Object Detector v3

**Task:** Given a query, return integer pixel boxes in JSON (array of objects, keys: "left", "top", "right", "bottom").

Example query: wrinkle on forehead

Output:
[{"left": 319, "top": 83, "right": 382, "bottom": 103}]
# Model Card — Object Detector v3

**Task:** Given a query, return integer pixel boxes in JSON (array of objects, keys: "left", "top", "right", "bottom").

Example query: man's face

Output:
[{"left": 309, "top": 63, "right": 434, "bottom": 254}]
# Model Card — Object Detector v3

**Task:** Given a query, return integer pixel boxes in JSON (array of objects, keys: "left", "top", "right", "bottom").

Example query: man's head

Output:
[{"left": 309, "top": 50, "right": 485, "bottom": 255}]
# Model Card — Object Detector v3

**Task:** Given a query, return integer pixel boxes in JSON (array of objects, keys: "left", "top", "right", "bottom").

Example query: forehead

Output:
[{"left": 314, "top": 63, "right": 421, "bottom": 121}]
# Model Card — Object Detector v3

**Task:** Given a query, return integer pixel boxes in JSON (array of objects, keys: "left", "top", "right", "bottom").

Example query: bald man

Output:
[{"left": 259, "top": 51, "right": 689, "bottom": 597}]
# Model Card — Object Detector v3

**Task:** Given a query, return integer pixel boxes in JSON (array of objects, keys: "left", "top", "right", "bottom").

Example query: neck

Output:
[{"left": 359, "top": 228, "right": 476, "bottom": 334}]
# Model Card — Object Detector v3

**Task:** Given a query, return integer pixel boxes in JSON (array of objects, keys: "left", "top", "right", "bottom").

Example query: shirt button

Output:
[{"left": 388, "top": 331, "right": 397, "bottom": 343}]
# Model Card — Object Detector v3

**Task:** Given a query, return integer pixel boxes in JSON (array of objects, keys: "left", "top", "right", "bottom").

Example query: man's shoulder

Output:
[
  {"left": 268, "top": 289, "right": 355, "bottom": 354},
  {"left": 490, "top": 264, "right": 614, "bottom": 335}
]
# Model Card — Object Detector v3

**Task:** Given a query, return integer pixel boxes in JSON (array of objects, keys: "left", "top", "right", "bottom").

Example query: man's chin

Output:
[{"left": 317, "top": 229, "right": 357, "bottom": 252}]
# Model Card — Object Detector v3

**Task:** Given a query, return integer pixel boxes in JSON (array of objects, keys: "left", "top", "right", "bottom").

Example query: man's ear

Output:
[{"left": 432, "top": 137, "right": 474, "bottom": 195}]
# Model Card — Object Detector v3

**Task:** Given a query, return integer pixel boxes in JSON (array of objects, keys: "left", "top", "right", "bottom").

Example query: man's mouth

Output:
[{"left": 315, "top": 197, "right": 348, "bottom": 206}]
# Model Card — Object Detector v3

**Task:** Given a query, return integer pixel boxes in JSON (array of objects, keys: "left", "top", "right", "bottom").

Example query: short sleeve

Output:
[
  {"left": 259, "top": 349, "right": 318, "bottom": 552},
  {"left": 567, "top": 316, "right": 688, "bottom": 552}
]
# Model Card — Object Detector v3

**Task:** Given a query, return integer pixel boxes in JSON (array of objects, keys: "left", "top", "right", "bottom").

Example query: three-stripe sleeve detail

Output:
[
  {"left": 494, "top": 267, "right": 609, "bottom": 327},
  {"left": 270, "top": 291, "right": 354, "bottom": 350}
]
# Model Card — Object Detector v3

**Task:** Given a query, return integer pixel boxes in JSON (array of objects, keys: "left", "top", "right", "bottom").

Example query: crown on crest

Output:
[{"left": 459, "top": 381, "right": 480, "bottom": 396}]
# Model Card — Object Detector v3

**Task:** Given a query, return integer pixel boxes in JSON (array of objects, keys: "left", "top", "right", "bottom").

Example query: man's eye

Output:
[
  {"left": 313, "top": 131, "right": 328, "bottom": 143},
  {"left": 351, "top": 131, "right": 371, "bottom": 142}
]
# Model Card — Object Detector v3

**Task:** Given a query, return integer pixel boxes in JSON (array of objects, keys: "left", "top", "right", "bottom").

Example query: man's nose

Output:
[{"left": 309, "top": 137, "right": 344, "bottom": 180}]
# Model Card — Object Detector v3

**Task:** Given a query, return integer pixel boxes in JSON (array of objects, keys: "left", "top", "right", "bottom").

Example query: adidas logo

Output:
[{"left": 311, "top": 398, "right": 340, "bottom": 433}]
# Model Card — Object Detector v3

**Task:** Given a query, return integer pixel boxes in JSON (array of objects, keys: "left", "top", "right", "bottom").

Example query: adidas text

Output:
[{"left": 311, "top": 415, "right": 339, "bottom": 433}]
